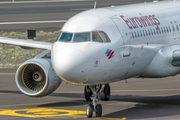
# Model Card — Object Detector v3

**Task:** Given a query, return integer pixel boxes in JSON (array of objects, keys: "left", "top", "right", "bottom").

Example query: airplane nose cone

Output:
[{"left": 52, "top": 48, "right": 87, "bottom": 83}]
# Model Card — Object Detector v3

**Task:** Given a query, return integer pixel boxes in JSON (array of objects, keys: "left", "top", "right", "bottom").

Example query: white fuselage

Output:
[{"left": 51, "top": 1, "right": 180, "bottom": 85}]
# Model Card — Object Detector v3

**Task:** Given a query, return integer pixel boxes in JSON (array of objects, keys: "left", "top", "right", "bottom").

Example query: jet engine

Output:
[
  {"left": 141, "top": 45, "right": 180, "bottom": 78},
  {"left": 15, "top": 58, "right": 62, "bottom": 97}
]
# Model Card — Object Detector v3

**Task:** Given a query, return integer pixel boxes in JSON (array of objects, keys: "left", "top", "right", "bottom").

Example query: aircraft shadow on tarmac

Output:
[
  {"left": 0, "top": 90, "right": 21, "bottom": 94},
  {"left": 104, "top": 95, "right": 180, "bottom": 119},
  {"left": 37, "top": 100, "right": 89, "bottom": 107},
  {"left": 1, "top": 90, "right": 180, "bottom": 118},
  {"left": 50, "top": 92, "right": 84, "bottom": 98}
]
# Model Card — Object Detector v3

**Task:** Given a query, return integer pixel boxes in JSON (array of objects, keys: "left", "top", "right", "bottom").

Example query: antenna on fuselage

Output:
[{"left": 94, "top": 1, "right": 97, "bottom": 9}]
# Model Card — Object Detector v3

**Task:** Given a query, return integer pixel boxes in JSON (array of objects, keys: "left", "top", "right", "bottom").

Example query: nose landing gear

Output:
[
  {"left": 86, "top": 85, "right": 102, "bottom": 118},
  {"left": 85, "top": 84, "right": 110, "bottom": 118}
]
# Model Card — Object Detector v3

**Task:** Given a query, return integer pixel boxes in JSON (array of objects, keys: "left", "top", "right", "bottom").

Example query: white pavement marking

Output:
[
  {"left": 0, "top": 20, "right": 67, "bottom": 25},
  {"left": 71, "top": 8, "right": 91, "bottom": 10},
  {"left": 0, "top": 0, "right": 90, "bottom": 4}
]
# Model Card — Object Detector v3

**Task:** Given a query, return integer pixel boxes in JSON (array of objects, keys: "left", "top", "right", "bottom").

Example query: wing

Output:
[{"left": 0, "top": 37, "right": 52, "bottom": 50}]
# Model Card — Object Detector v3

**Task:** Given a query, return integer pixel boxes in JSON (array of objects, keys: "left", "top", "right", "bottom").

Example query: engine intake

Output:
[{"left": 16, "top": 58, "right": 62, "bottom": 97}]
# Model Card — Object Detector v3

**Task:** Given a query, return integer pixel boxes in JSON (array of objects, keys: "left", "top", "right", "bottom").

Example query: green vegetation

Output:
[
  {"left": 9, "top": 32, "right": 16, "bottom": 36},
  {"left": 10, "top": 49, "right": 15, "bottom": 52},
  {"left": 17, "top": 34, "right": 21, "bottom": 37},
  {"left": 16, "top": 47, "right": 22, "bottom": 51},
  {"left": 31, "top": 54, "right": 35, "bottom": 57},
  {"left": 11, "top": 57, "right": 16, "bottom": 61},
  {"left": 2, "top": 32, "right": 7, "bottom": 36},
  {"left": 39, "top": 31, "right": 44, "bottom": 34},
  {"left": 54, "top": 31, "right": 59, "bottom": 34}
]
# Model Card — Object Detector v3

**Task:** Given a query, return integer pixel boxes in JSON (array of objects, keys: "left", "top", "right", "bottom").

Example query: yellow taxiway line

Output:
[{"left": 0, "top": 107, "right": 126, "bottom": 120}]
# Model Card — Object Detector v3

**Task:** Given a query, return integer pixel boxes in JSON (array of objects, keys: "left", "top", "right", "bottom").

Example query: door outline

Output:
[
  {"left": 171, "top": 22, "right": 176, "bottom": 40},
  {"left": 112, "top": 18, "right": 131, "bottom": 57},
  {"left": 174, "top": 21, "right": 179, "bottom": 39}
]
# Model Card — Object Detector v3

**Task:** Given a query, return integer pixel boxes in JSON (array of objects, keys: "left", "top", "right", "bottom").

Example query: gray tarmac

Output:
[
  {"left": 1, "top": 69, "right": 180, "bottom": 120},
  {"left": 0, "top": 0, "right": 163, "bottom": 30}
]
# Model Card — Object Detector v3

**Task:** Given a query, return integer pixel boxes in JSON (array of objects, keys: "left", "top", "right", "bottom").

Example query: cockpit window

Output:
[
  {"left": 58, "top": 31, "right": 111, "bottom": 43},
  {"left": 59, "top": 32, "right": 73, "bottom": 42},
  {"left": 99, "top": 31, "right": 111, "bottom": 42},
  {"left": 92, "top": 32, "right": 103, "bottom": 42},
  {"left": 73, "top": 32, "right": 90, "bottom": 42}
]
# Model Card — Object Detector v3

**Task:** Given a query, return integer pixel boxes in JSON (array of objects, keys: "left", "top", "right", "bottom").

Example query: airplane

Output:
[{"left": 0, "top": 0, "right": 180, "bottom": 118}]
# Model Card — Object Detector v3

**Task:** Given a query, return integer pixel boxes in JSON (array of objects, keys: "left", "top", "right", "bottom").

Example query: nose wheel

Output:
[
  {"left": 86, "top": 85, "right": 102, "bottom": 118},
  {"left": 85, "top": 84, "right": 110, "bottom": 118}
]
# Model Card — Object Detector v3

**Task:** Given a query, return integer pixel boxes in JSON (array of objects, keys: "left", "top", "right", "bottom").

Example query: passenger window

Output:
[
  {"left": 161, "top": 27, "right": 163, "bottom": 33},
  {"left": 142, "top": 30, "right": 145, "bottom": 36},
  {"left": 153, "top": 28, "right": 156, "bottom": 35},
  {"left": 140, "top": 31, "right": 142, "bottom": 37},
  {"left": 176, "top": 25, "right": 179, "bottom": 31},
  {"left": 131, "top": 32, "right": 134, "bottom": 38},
  {"left": 134, "top": 32, "right": 137, "bottom": 38},
  {"left": 156, "top": 28, "right": 159, "bottom": 34},
  {"left": 145, "top": 30, "right": 148, "bottom": 36},
  {"left": 151, "top": 29, "right": 153, "bottom": 35},
  {"left": 169, "top": 26, "right": 171, "bottom": 32},
  {"left": 92, "top": 32, "right": 103, "bottom": 42},
  {"left": 172, "top": 25, "right": 175, "bottom": 32},
  {"left": 137, "top": 31, "right": 140, "bottom": 37},
  {"left": 73, "top": 32, "right": 90, "bottom": 42},
  {"left": 166, "top": 27, "right": 169, "bottom": 33},
  {"left": 59, "top": 32, "right": 73, "bottom": 42},
  {"left": 99, "top": 31, "right": 110, "bottom": 42},
  {"left": 159, "top": 28, "right": 161, "bottom": 34},
  {"left": 148, "top": 29, "right": 151, "bottom": 36},
  {"left": 164, "top": 27, "right": 166, "bottom": 33}
]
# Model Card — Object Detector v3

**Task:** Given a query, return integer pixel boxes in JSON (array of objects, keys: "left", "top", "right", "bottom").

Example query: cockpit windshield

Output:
[
  {"left": 59, "top": 32, "right": 73, "bottom": 42},
  {"left": 73, "top": 32, "right": 90, "bottom": 42},
  {"left": 58, "top": 31, "right": 111, "bottom": 43}
]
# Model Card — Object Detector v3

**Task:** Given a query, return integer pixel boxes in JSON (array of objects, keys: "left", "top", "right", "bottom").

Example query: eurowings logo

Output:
[{"left": 105, "top": 49, "right": 114, "bottom": 59}]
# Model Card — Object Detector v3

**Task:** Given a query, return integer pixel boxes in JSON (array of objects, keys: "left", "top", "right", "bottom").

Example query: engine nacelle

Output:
[
  {"left": 15, "top": 58, "right": 62, "bottom": 97},
  {"left": 141, "top": 45, "right": 180, "bottom": 78}
]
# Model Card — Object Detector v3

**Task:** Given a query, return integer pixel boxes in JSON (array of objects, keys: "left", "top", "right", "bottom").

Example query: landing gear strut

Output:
[
  {"left": 86, "top": 85, "right": 102, "bottom": 118},
  {"left": 84, "top": 84, "right": 110, "bottom": 101}
]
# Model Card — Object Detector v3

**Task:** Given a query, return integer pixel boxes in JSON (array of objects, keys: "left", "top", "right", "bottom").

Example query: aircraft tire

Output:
[
  {"left": 100, "top": 84, "right": 110, "bottom": 101},
  {"left": 87, "top": 104, "right": 93, "bottom": 118},
  {"left": 84, "top": 86, "right": 92, "bottom": 101},
  {"left": 96, "top": 104, "right": 102, "bottom": 117}
]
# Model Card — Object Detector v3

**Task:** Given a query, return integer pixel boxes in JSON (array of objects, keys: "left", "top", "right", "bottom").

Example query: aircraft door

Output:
[
  {"left": 112, "top": 18, "right": 131, "bottom": 57},
  {"left": 171, "top": 22, "right": 176, "bottom": 40}
]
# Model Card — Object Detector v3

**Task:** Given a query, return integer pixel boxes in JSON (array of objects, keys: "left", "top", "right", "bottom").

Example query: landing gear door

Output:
[{"left": 111, "top": 18, "right": 131, "bottom": 57}]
